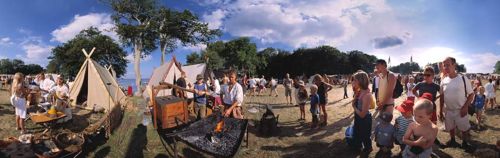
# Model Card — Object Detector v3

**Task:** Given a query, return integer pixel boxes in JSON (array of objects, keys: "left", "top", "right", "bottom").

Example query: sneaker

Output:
[{"left": 445, "top": 139, "right": 460, "bottom": 148}]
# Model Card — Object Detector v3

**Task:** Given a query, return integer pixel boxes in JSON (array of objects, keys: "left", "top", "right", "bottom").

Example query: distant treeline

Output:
[{"left": 0, "top": 59, "right": 44, "bottom": 75}]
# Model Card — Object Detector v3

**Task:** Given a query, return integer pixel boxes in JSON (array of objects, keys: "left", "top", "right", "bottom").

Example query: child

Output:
[
  {"left": 297, "top": 81, "right": 308, "bottom": 121},
  {"left": 395, "top": 99, "right": 414, "bottom": 155},
  {"left": 375, "top": 112, "right": 395, "bottom": 156},
  {"left": 474, "top": 86, "right": 486, "bottom": 129},
  {"left": 403, "top": 99, "right": 438, "bottom": 158},
  {"left": 407, "top": 77, "right": 416, "bottom": 100},
  {"left": 309, "top": 85, "right": 320, "bottom": 129}
]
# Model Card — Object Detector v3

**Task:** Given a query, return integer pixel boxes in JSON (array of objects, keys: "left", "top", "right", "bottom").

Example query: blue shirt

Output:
[
  {"left": 194, "top": 83, "right": 207, "bottom": 104},
  {"left": 395, "top": 115, "right": 413, "bottom": 144},
  {"left": 375, "top": 122, "right": 395, "bottom": 147},
  {"left": 474, "top": 94, "right": 485, "bottom": 109},
  {"left": 310, "top": 94, "right": 320, "bottom": 115}
]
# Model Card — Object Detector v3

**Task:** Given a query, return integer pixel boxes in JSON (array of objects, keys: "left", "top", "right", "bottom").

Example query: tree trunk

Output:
[
  {"left": 160, "top": 43, "right": 166, "bottom": 65},
  {"left": 134, "top": 40, "right": 143, "bottom": 95}
]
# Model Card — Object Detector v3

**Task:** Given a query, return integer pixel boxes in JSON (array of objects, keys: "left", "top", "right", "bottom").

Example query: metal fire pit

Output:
[{"left": 171, "top": 114, "right": 248, "bottom": 158}]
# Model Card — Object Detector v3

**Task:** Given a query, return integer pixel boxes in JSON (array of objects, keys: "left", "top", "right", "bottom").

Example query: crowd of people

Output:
[
  {"left": 234, "top": 56, "right": 499, "bottom": 157},
  {"left": 8, "top": 72, "right": 71, "bottom": 134}
]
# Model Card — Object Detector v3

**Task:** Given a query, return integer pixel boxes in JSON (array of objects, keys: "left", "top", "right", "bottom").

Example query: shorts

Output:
[
  {"left": 486, "top": 93, "right": 495, "bottom": 99},
  {"left": 12, "top": 96, "right": 27, "bottom": 119},
  {"left": 213, "top": 96, "right": 222, "bottom": 106},
  {"left": 194, "top": 103, "right": 207, "bottom": 119},
  {"left": 403, "top": 145, "right": 432, "bottom": 158},
  {"left": 444, "top": 109, "right": 471, "bottom": 132},
  {"left": 285, "top": 88, "right": 292, "bottom": 97}
]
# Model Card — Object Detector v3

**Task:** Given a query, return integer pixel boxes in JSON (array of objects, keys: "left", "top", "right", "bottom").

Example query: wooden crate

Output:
[{"left": 155, "top": 96, "right": 188, "bottom": 129}]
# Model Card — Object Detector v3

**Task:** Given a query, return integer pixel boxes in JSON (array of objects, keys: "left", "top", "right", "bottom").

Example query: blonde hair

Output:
[
  {"left": 353, "top": 70, "right": 369, "bottom": 90},
  {"left": 11, "top": 72, "right": 24, "bottom": 95},
  {"left": 313, "top": 74, "right": 323, "bottom": 83},
  {"left": 310, "top": 85, "right": 318, "bottom": 94},
  {"left": 414, "top": 99, "right": 434, "bottom": 114}
]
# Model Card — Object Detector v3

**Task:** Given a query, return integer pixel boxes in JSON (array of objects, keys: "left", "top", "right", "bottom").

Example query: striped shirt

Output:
[{"left": 395, "top": 115, "right": 413, "bottom": 144}]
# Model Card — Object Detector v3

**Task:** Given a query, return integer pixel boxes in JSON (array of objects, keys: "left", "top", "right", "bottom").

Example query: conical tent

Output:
[
  {"left": 143, "top": 56, "right": 183, "bottom": 99},
  {"left": 70, "top": 47, "right": 126, "bottom": 111}
]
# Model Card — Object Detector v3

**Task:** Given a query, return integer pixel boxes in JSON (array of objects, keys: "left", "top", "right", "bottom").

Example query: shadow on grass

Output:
[
  {"left": 261, "top": 139, "right": 362, "bottom": 158},
  {"left": 125, "top": 124, "right": 148, "bottom": 158},
  {"left": 94, "top": 146, "right": 111, "bottom": 158}
]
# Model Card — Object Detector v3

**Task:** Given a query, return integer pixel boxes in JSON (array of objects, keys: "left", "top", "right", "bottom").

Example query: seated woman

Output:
[{"left": 50, "top": 76, "right": 72, "bottom": 122}]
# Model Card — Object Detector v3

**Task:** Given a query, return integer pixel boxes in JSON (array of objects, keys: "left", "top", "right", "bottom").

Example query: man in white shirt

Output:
[
  {"left": 222, "top": 70, "right": 244, "bottom": 119},
  {"left": 269, "top": 77, "right": 278, "bottom": 97},
  {"left": 484, "top": 79, "right": 496, "bottom": 110},
  {"left": 259, "top": 75, "right": 267, "bottom": 95},
  {"left": 248, "top": 77, "right": 256, "bottom": 96},
  {"left": 439, "top": 57, "right": 474, "bottom": 149}
]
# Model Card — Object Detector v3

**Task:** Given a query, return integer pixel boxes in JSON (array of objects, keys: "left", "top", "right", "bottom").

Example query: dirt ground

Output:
[{"left": 1, "top": 83, "right": 499, "bottom": 158}]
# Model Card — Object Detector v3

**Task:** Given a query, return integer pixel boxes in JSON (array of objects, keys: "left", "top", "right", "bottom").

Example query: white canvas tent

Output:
[
  {"left": 69, "top": 47, "right": 126, "bottom": 111},
  {"left": 182, "top": 63, "right": 214, "bottom": 98},
  {"left": 143, "top": 56, "right": 184, "bottom": 99}
]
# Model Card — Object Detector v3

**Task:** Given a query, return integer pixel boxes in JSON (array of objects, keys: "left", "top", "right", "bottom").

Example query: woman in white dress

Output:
[{"left": 11, "top": 72, "right": 29, "bottom": 134}]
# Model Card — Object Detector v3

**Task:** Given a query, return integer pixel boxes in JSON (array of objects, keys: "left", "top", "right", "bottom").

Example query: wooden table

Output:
[{"left": 30, "top": 112, "right": 66, "bottom": 133}]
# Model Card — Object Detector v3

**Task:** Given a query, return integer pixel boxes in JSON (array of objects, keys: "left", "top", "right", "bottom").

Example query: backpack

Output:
[
  {"left": 387, "top": 72, "right": 403, "bottom": 98},
  {"left": 345, "top": 125, "right": 355, "bottom": 147}
]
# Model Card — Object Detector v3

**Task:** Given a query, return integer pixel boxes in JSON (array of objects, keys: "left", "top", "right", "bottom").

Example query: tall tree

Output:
[
  {"left": 185, "top": 50, "right": 225, "bottom": 70},
  {"left": 156, "top": 7, "right": 219, "bottom": 64},
  {"left": 389, "top": 62, "right": 422, "bottom": 74},
  {"left": 47, "top": 27, "right": 128, "bottom": 79},
  {"left": 110, "top": 0, "right": 158, "bottom": 93}
]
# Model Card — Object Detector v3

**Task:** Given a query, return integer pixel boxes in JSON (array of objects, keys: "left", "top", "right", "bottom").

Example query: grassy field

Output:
[{"left": 1, "top": 84, "right": 499, "bottom": 158}]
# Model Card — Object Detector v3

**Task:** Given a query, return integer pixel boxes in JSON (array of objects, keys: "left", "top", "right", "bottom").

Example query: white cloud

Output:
[
  {"left": 125, "top": 54, "right": 152, "bottom": 63},
  {"left": 203, "top": 9, "right": 226, "bottom": 30},
  {"left": 370, "top": 46, "right": 499, "bottom": 73},
  {"left": 19, "top": 43, "right": 54, "bottom": 66},
  {"left": 181, "top": 44, "right": 207, "bottom": 52},
  {"left": 202, "top": 0, "right": 390, "bottom": 48},
  {"left": 51, "top": 13, "right": 117, "bottom": 43},
  {"left": 0, "top": 37, "right": 14, "bottom": 45}
]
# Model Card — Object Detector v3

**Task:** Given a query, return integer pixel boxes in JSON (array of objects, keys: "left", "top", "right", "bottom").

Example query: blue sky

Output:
[{"left": 0, "top": 0, "right": 499, "bottom": 79}]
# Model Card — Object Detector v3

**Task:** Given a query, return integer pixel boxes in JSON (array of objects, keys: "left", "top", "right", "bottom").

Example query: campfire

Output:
[
  {"left": 206, "top": 118, "right": 226, "bottom": 143},
  {"left": 171, "top": 114, "right": 248, "bottom": 157}
]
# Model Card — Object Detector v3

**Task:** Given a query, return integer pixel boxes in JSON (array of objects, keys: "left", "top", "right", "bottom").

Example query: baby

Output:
[{"left": 402, "top": 99, "right": 438, "bottom": 157}]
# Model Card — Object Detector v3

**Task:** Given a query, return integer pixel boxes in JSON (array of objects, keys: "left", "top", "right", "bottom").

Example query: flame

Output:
[{"left": 215, "top": 120, "right": 224, "bottom": 133}]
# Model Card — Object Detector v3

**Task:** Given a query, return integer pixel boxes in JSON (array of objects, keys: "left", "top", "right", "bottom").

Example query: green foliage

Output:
[
  {"left": 156, "top": 7, "right": 220, "bottom": 63},
  {"left": 494, "top": 61, "right": 500, "bottom": 74},
  {"left": 425, "top": 62, "right": 467, "bottom": 74},
  {"left": 109, "top": 0, "right": 158, "bottom": 54},
  {"left": 47, "top": 27, "right": 128, "bottom": 79},
  {"left": 389, "top": 62, "right": 422, "bottom": 74},
  {"left": 185, "top": 50, "right": 225, "bottom": 70},
  {"left": 0, "top": 59, "right": 43, "bottom": 75}
]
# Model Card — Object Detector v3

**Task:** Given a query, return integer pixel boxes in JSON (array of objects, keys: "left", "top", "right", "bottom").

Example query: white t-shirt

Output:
[
  {"left": 270, "top": 79, "right": 277, "bottom": 87},
  {"left": 223, "top": 83, "right": 244, "bottom": 107},
  {"left": 40, "top": 78, "right": 55, "bottom": 91},
  {"left": 212, "top": 79, "right": 221, "bottom": 95},
  {"left": 485, "top": 82, "right": 494, "bottom": 94},
  {"left": 260, "top": 78, "right": 267, "bottom": 86},
  {"left": 249, "top": 79, "right": 256, "bottom": 88},
  {"left": 407, "top": 83, "right": 415, "bottom": 97},
  {"left": 50, "top": 84, "right": 69, "bottom": 98},
  {"left": 441, "top": 74, "right": 473, "bottom": 110}
]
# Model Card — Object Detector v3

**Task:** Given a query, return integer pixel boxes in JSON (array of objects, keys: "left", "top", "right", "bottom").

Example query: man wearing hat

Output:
[{"left": 193, "top": 74, "right": 208, "bottom": 120}]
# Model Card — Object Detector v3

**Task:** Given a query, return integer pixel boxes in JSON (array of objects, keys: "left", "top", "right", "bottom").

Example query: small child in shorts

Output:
[
  {"left": 403, "top": 99, "right": 438, "bottom": 158},
  {"left": 309, "top": 85, "right": 320, "bottom": 129},
  {"left": 474, "top": 86, "right": 486, "bottom": 129},
  {"left": 375, "top": 112, "right": 395, "bottom": 156}
]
